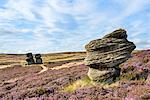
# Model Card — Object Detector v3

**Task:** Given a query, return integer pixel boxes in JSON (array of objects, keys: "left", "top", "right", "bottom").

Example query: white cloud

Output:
[
  {"left": 4, "top": 0, "right": 37, "bottom": 21},
  {"left": 0, "top": 28, "right": 31, "bottom": 35},
  {"left": 0, "top": 0, "right": 149, "bottom": 53}
]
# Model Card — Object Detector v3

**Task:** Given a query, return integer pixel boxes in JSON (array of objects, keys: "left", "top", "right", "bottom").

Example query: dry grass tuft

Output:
[{"left": 63, "top": 76, "right": 92, "bottom": 92}]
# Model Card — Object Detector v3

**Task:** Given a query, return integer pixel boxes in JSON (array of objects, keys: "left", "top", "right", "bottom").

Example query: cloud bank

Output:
[{"left": 0, "top": 0, "right": 150, "bottom": 53}]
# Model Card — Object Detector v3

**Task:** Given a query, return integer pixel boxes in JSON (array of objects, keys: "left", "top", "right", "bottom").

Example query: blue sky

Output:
[{"left": 0, "top": 0, "right": 150, "bottom": 53}]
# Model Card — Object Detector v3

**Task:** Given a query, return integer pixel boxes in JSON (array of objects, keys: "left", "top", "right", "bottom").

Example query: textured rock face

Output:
[{"left": 85, "top": 29, "right": 136, "bottom": 83}]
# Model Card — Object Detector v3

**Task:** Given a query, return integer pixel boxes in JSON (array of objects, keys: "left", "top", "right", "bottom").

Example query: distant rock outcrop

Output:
[
  {"left": 26, "top": 53, "right": 35, "bottom": 65},
  {"left": 84, "top": 29, "right": 136, "bottom": 83},
  {"left": 35, "top": 54, "right": 43, "bottom": 64}
]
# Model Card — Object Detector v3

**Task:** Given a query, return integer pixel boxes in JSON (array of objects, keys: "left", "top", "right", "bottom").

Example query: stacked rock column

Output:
[
  {"left": 84, "top": 29, "right": 136, "bottom": 84},
  {"left": 26, "top": 53, "right": 35, "bottom": 65},
  {"left": 35, "top": 54, "right": 43, "bottom": 64}
]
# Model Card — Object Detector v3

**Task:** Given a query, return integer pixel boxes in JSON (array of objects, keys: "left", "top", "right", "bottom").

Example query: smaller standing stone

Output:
[
  {"left": 35, "top": 54, "right": 43, "bottom": 64},
  {"left": 26, "top": 53, "right": 35, "bottom": 65}
]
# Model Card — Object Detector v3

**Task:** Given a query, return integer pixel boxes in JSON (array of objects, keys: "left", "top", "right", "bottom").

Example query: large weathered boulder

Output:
[{"left": 85, "top": 29, "right": 136, "bottom": 83}]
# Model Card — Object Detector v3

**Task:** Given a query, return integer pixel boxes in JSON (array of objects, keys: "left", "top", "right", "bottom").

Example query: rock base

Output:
[{"left": 88, "top": 67, "right": 121, "bottom": 83}]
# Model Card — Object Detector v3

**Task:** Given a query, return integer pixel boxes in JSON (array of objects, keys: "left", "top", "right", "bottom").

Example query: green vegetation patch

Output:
[{"left": 63, "top": 76, "right": 92, "bottom": 92}]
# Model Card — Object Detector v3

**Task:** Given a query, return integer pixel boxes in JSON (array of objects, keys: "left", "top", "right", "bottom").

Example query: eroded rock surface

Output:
[{"left": 85, "top": 29, "right": 136, "bottom": 83}]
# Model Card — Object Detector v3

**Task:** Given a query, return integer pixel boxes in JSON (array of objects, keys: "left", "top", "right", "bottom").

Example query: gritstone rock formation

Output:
[
  {"left": 26, "top": 53, "right": 35, "bottom": 65},
  {"left": 35, "top": 54, "right": 43, "bottom": 64},
  {"left": 84, "top": 29, "right": 136, "bottom": 83}
]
